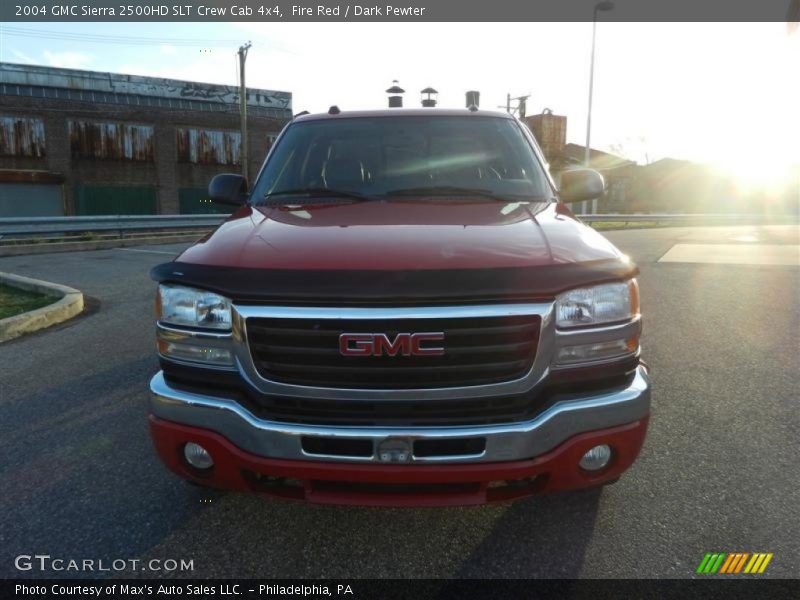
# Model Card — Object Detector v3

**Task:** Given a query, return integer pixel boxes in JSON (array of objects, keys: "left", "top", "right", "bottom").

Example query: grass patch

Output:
[{"left": 0, "top": 283, "right": 56, "bottom": 320}]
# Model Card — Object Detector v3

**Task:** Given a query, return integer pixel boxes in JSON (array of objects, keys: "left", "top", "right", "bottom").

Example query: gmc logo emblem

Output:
[{"left": 339, "top": 332, "right": 445, "bottom": 357}]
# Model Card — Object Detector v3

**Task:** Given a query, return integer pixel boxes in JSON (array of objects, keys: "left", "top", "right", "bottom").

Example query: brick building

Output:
[
  {"left": 0, "top": 62, "right": 291, "bottom": 217},
  {"left": 523, "top": 110, "right": 637, "bottom": 212}
]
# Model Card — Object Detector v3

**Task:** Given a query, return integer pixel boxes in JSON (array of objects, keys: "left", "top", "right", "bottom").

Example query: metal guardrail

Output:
[
  {"left": 0, "top": 212, "right": 795, "bottom": 238},
  {"left": 0, "top": 214, "right": 229, "bottom": 237}
]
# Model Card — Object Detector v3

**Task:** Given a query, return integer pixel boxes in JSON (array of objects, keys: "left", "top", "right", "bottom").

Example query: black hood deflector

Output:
[{"left": 150, "top": 260, "right": 638, "bottom": 305}]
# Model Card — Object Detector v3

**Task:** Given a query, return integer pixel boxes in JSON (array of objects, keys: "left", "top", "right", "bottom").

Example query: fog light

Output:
[
  {"left": 579, "top": 444, "right": 612, "bottom": 471},
  {"left": 184, "top": 442, "right": 214, "bottom": 470}
]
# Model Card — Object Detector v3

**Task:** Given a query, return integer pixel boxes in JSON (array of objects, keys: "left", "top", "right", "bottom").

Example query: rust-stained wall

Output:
[
  {"left": 176, "top": 128, "right": 241, "bottom": 165},
  {"left": 69, "top": 121, "right": 154, "bottom": 161},
  {"left": 0, "top": 116, "right": 46, "bottom": 157},
  {"left": 0, "top": 96, "right": 286, "bottom": 215}
]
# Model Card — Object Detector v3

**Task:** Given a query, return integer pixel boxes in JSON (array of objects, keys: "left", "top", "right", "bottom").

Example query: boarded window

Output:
[
  {"left": 0, "top": 116, "right": 46, "bottom": 157},
  {"left": 69, "top": 121, "right": 154, "bottom": 161},
  {"left": 176, "top": 128, "right": 241, "bottom": 165}
]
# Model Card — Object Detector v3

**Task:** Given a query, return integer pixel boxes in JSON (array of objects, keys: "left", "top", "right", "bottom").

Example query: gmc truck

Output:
[{"left": 149, "top": 108, "right": 650, "bottom": 506}]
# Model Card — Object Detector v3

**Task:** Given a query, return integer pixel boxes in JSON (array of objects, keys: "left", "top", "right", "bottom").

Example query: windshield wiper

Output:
[
  {"left": 261, "top": 187, "right": 375, "bottom": 204},
  {"left": 384, "top": 186, "right": 531, "bottom": 203}
]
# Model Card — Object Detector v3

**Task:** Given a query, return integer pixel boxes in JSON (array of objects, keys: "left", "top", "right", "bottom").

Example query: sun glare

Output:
[
  {"left": 718, "top": 157, "right": 797, "bottom": 194},
  {"left": 695, "top": 112, "right": 799, "bottom": 195}
]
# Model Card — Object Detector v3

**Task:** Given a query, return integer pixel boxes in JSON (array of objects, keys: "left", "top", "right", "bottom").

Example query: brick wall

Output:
[{"left": 0, "top": 94, "right": 286, "bottom": 214}]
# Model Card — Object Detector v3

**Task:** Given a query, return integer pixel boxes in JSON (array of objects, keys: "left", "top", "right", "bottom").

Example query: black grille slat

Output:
[
  {"left": 247, "top": 321, "right": 538, "bottom": 339},
  {"left": 250, "top": 341, "right": 534, "bottom": 357},
  {"left": 255, "top": 396, "right": 537, "bottom": 427},
  {"left": 246, "top": 314, "right": 539, "bottom": 390},
  {"left": 252, "top": 373, "right": 526, "bottom": 389},
  {"left": 252, "top": 359, "right": 530, "bottom": 375}
]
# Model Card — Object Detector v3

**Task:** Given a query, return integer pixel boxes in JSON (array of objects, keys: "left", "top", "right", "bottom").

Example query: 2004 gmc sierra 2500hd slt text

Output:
[{"left": 148, "top": 108, "right": 651, "bottom": 507}]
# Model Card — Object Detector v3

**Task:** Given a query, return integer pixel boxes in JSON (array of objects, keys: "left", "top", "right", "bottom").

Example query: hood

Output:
[{"left": 175, "top": 200, "right": 626, "bottom": 270}]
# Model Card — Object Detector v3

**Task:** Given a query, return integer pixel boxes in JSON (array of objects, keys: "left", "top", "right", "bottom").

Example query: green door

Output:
[
  {"left": 74, "top": 185, "right": 157, "bottom": 215},
  {"left": 179, "top": 187, "right": 230, "bottom": 215},
  {"left": 0, "top": 183, "right": 64, "bottom": 217}
]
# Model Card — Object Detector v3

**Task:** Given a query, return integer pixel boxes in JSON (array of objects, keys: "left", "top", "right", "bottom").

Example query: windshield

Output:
[{"left": 252, "top": 116, "right": 551, "bottom": 203}]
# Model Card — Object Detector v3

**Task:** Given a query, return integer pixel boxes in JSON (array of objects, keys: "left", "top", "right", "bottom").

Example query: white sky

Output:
[{"left": 1, "top": 21, "right": 798, "bottom": 181}]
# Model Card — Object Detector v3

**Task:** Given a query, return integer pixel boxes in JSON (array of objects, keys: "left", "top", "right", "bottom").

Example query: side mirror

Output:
[
  {"left": 559, "top": 169, "right": 605, "bottom": 204},
  {"left": 208, "top": 173, "right": 249, "bottom": 206}
]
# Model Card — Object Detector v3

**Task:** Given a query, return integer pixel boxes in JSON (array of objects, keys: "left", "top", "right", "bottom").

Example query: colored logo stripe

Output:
[
  {"left": 720, "top": 553, "right": 748, "bottom": 574},
  {"left": 697, "top": 553, "right": 725, "bottom": 574},
  {"left": 696, "top": 553, "right": 712, "bottom": 573},
  {"left": 745, "top": 553, "right": 774, "bottom": 574},
  {"left": 719, "top": 553, "right": 736, "bottom": 573},
  {"left": 697, "top": 552, "right": 773, "bottom": 574}
]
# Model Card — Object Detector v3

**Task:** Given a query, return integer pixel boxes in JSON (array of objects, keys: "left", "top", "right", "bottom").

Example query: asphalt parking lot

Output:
[{"left": 1, "top": 224, "right": 798, "bottom": 579}]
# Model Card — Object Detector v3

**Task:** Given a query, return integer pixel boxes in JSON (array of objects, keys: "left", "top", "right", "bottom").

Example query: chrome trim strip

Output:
[
  {"left": 235, "top": 304, "right": 553, "bottom": 320},
  {"left": 555, "top": 315, "right": 641, "bottom": 342},
  {"left": 149, "top": 366, "right": 651, "bottom": 464},
  {"left": 300, "top": 450, "right": 374, "bottom": 462},
  {"left": 231, "top": 302, "right": 555, "bottom": 401},
  {"left": 412, "top": 450, "right": 487, "bottom": 463},
  {"left": 157, "top": 322, "right": 233, "bottom": 343}
]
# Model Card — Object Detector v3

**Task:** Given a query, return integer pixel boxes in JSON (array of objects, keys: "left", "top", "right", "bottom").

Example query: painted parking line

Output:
[
  {"left": 658, "top": 244, "right": 800, "bottom": 266},
  {"left": 116, "top": 248, "right": 178, "bottom": 255}
]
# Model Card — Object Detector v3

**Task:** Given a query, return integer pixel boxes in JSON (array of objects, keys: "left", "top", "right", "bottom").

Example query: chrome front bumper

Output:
[{"left": 149, "top": 365, "right": 651, "bottom": 465}]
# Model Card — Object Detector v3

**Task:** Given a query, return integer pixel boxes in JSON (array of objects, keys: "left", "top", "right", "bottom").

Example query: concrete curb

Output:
[
  {"left": 0, "top": 233, "right": 203, "bottom": 257},
  {"left": 0, "top": 272, "right": 84, "bottom": 342}
]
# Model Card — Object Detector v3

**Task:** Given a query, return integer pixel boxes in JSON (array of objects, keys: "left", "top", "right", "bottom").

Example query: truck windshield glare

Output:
[{"left": 253, "top": 116, "right": 550, "bottom": 203}]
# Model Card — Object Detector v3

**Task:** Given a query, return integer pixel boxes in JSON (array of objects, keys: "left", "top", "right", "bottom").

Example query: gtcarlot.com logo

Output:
[
  {"left": 696, "top": 552, "right": 773, "bottom": 574},
  {"left": 14, "top": 554, "right": 194, "bottom": 573}
]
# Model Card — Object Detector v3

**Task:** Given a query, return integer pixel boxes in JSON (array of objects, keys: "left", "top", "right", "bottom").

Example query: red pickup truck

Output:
[{"left": 149, "top": 108, "right": 650, "bottom": 506}]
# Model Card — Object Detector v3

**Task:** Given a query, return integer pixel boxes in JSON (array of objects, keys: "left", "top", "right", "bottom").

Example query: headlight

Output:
[
  {"left": 157, "top": 284, "right": 232, "bottom": 330},
  {"left": 556, "top": 279, "right": 639, "bottom": 329}
]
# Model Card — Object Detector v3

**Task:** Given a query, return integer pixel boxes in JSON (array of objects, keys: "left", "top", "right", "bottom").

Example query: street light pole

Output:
[{"left": 584, "top": 1, "right": 614, "bottom": 214}]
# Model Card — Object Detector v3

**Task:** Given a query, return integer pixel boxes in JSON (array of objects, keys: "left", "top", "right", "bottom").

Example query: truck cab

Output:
[{"left": 149, "top": 108, "right": 650, "bottom": 506}]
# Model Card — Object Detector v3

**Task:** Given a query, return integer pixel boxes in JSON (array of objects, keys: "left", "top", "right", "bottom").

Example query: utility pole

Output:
[
  {"left": 237, "top": 41, "right": 252, "bottom": 182},
  {"left": 499, "top": 94, "right": 531, "bottom": 117}
]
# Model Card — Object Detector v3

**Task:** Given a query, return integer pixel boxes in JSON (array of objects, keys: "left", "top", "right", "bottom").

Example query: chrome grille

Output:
[{"left": 246, "top": 314, "right": 540, "bottom": 389}]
